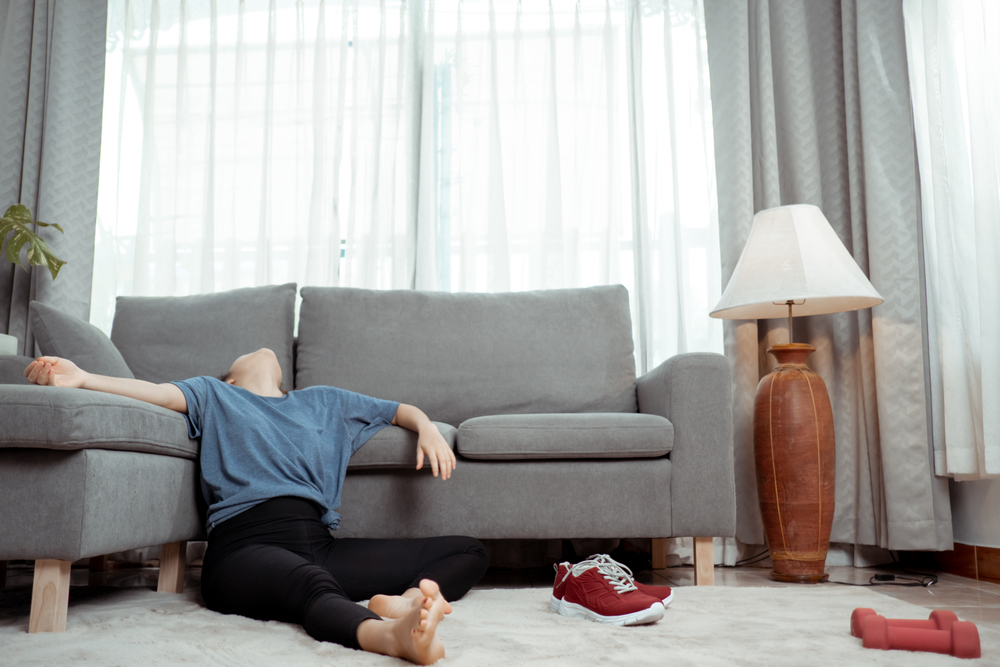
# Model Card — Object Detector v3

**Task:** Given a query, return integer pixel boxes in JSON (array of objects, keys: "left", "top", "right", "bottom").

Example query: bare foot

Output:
[
  {"left": 368, "top": 594, "right": 416, "bottom": 619},
  {"left": 357, "top": 579, "right": 448, "bottom": 665},
  {"left": 393, "top": 580, "right": 447, "bottom": 665},
  {"left": 370, "top": 586, "right": 453, "bottom": 619}
]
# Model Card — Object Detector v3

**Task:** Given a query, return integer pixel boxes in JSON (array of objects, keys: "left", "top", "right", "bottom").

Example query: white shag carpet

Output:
[{"left": 1, "top": 584, "right": 997, "bottom": 666}]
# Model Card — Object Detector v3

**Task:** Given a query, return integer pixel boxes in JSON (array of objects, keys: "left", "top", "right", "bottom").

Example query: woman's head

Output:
[{"left": 221, "top": 348, "right": 284, "bottom": 396}]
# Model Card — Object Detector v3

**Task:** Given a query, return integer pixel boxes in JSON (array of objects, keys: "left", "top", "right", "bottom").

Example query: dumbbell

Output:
[
  {"left": 851, "top": 607, "right": 958, "bottom": 638},
  {"left": 861, "top": 614, "right": 981, "bottom": 659}
]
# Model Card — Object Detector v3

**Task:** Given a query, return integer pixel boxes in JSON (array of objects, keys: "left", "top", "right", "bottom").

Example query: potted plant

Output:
[{"left": 0, "top": 204, "right": 66, "bottom": 354}]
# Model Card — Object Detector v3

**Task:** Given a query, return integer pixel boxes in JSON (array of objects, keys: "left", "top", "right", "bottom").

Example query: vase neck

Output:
[{"left": 768, "top": 343, "right": 815, "bottom": 368}]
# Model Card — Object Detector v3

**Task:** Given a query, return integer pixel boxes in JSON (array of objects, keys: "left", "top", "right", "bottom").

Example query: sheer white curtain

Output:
[
  {"left": 94, "top": 0, "right": 722, "bottom": 368},
  {"left": 903, "top": 0, "right": 1000, "bottom": 479}
]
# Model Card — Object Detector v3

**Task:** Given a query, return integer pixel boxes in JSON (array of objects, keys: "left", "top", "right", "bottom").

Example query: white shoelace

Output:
[
  {"left": 587, "top": 553, "right": 638, "bottom": 583},
  {"left": 558, "top": 555, "right": 638, "bottom": 594}
]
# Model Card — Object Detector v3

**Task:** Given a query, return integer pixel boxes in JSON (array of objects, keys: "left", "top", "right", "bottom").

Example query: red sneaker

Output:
[
  {"left": 557, "top": 561, "right": 664, "bottom": 626},
  {"left": 551, "top": 561, "right": 572, "bottom": 612},
  {"left": 590, "top": 554, "right": 674, "bottom": 607},
  {"left": 551, "top": 556, "right": 673, "bottom": 613},
  {"left": 635, "top": 580, "right": 674, "bottom": 607}
]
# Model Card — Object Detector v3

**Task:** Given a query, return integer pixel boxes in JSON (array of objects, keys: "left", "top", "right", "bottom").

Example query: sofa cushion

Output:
[
  {"left": 456, "top": 413, "right": 673, "bottom": 460},
  {"left": 296, "top": 285, "right": 638, "bottom": 426},
  {"left": 347, "top": 423, "right": 457, "bottom": 470},
  {"left": 0, "top": 385, "right": 198, "bottom": 460},
  {"left": 29, "top": 301, "right": 134, "bottom": 378},
  {"left": 111, "top": 283, "right": 297, "bottom": 391}
]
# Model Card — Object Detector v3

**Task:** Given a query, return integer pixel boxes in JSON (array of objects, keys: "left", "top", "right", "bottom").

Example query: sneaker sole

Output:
[
  {"left": 558, "top": 600, "right": 665, "bottom": 626},
  {"left": 552, "top": 591, "right": 673, "bottom": 613}
]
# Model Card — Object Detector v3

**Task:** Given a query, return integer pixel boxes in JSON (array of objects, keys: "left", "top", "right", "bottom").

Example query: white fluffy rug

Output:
[{"left": 2, "top": 584, "right": 997, "bottom": 666}]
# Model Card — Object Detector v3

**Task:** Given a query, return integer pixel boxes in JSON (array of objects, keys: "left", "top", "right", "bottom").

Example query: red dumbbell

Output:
[
  {"left": 861, "top": 614, "right": 981, "bottom": 659},
  {"left": 851, "top": 607, "right": 959, "bottom": 638}
]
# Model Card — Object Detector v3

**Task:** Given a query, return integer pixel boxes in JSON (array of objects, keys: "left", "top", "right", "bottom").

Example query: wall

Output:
[{"left": 950, "top": 478, "right": 1000, "bottom": 549}]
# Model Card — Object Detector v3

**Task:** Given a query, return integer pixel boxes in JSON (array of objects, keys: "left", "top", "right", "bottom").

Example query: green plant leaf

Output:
[{"left": 0, "top": 204, "right": 66, "bottom": 280}]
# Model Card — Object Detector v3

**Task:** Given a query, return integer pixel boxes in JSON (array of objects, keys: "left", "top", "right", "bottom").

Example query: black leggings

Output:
[{"left": 200, "top": 496, "right": 488, "bottom": 650}]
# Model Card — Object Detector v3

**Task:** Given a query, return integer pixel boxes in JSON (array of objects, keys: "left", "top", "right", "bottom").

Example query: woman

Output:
[{"left": 25, "top": 349, "right": 487, "bottom": 665}]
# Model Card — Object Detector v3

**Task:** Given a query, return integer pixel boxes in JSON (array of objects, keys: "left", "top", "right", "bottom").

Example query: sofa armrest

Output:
[
  {"left": 0, "top": 355, "right": 33, "bottom": 385},
  {"left": 636, "top": 352, "right": 735, "bottom": 538},
  {"left": 0, "top": 385, "right": 198, "bottom": 460}
]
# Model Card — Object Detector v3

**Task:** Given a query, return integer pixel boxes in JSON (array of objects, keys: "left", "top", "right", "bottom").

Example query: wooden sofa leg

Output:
[
  {"left": 29, "top": 559, "right": 71, "bottom": 633},
  {"left": 157, "top": 541, "right": 187, "bottom": 594},
  {"left": 651, "top": 538, "right": 668, "bottom": 569},
  {"left": 693, "top": 536, "right": 715, "bottom": 586}
]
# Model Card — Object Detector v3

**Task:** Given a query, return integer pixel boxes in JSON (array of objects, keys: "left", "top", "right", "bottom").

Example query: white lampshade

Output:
[{"left": 710, "top": 204, "right": 883, "bottom": 320}]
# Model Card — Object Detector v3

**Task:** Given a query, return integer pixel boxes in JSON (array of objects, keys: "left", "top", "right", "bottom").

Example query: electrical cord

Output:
[
  {"left": 826, "top": 552, "right": 938, "bottom": 588},
  {"left": 734, "top": 550, "right": 770, "bottom": 567},
  {"left": 889, "top": 550, "right": 941, "bottom": 585},
  {"left": 826, "top": 573, "right": 937, "bottom": 587},
  {"left": 733, "top": 548, "right": 938, "bottom": 587}
]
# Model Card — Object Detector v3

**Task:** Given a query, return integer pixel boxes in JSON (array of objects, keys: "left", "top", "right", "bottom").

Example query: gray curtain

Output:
[
  {"left": 704, "top": 0, "right": 952, "bottom": 552},
  {"left": 0, "top": 0, "right": 106, "bottom": 352}
]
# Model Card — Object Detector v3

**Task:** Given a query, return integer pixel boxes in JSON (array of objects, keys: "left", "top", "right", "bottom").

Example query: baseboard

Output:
[{"left": 901, "top": 543, "right": 1000, "bottom": 585}]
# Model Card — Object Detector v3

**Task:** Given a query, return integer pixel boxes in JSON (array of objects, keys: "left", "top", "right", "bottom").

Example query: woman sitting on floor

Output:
[{"left": 25, "top": 349, "right": 487, "bottom": 665}]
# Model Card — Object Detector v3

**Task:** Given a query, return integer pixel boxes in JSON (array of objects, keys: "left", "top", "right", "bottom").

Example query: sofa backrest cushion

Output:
[
  {"left": 296, "top": 285, "right": 638, "bottom": 426},
  {"left": 29, "top": 301, "right": 135, "bottom": 378},
  {"left": 111, "top": 284, "right": 297, "bottom": 391}
]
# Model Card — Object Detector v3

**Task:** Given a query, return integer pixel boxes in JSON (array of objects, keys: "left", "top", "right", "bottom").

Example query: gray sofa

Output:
[{"left": 0, "top": 283, "right": 735, "bottom": 633}]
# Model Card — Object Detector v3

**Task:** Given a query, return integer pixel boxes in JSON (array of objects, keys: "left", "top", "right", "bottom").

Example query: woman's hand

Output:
[
  {"left": 416, "top": 423, "right": 456, "bottom": 480},
  {"left": 22, "top": 355, "right": 188, "bottom": 412},
  {"left": 24, "top": 356, "right": 87, "bottom": 388},
  {"left": 393, "top": 403, "right": 456, "bottom": 480}
]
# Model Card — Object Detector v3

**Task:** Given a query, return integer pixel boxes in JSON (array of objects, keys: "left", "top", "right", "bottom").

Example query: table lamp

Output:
[{"left": 710, "top": 204, "right": 883, "bottom": 582}]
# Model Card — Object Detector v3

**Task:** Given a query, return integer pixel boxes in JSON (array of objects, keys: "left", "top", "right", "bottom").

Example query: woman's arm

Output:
[
  {"left": 392, "top": 403, "right": 455, "bottom": 480},
  {"left": 24, "top": 356, "right": 188, "bottom": 414}
]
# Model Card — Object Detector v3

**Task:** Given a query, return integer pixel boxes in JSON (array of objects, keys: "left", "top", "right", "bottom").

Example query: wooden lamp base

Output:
[{"left": 754, "top": 343, "right": 835, "bottom": 583}]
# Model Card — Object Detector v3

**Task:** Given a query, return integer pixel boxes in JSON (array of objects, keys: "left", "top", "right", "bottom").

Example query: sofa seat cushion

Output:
[
  {"left": 0, "top": 386, "right": 197, "bottom": 460},
  {"left": 348, "top": 423, "right": 457, "bottom": 470},
  {"left": 456, "top": 413, "right": 673, "bottom": 460}
]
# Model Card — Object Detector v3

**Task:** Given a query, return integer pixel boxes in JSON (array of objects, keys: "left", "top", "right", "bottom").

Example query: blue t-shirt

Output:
[{"left": 172, "top": 377, "right": 399, "bottom": 533}]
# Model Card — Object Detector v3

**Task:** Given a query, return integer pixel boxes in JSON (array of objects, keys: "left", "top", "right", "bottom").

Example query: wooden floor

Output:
[
  {"left": 478, "top": 561, "right": 1000, "bottom": 631},
  {"left": 5, "top": 559, "right": 1000, "bottom": 631}
]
